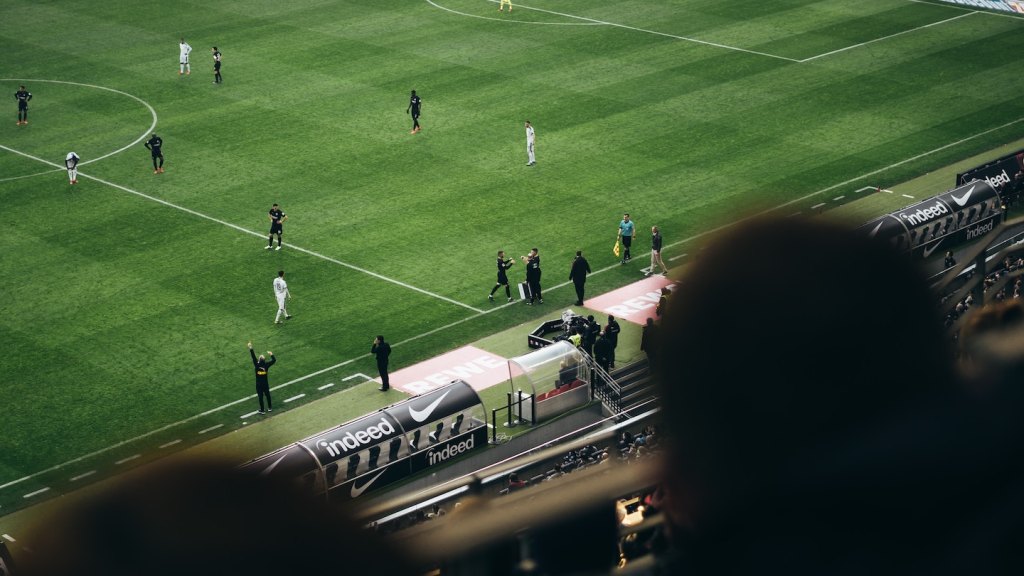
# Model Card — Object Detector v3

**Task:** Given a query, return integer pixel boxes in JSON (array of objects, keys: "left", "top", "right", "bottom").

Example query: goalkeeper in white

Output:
[
  {"left": 179, "top": 38, "right": 192, "bottom": 75},
  {"left": 273, "top": 270, "right": 292, "bottom": 324},
  {"left": 65, "top": 152, "right": 79, "bottom": 185}
]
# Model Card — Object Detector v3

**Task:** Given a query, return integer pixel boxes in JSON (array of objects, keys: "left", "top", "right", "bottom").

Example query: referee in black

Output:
[
  {"left": 144, "top": 133, "right": 164, "bottom": 173},
  {"left": 248, "top": 341, "right": 276, "bottom": 414}
]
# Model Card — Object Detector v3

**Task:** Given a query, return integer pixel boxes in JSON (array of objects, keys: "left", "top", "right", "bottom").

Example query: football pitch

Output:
[{"left": 1, "top": 0, "right": 1022, "bottom": 515}]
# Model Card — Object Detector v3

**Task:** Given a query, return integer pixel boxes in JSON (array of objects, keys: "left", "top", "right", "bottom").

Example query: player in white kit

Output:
[
  {"left": 525, "top": 120, "right": 536, "bottom": 166},
  {"left": 179, "top": 38, "right": 192, "bottom": 75},
  {"left": 65, "top": 152, "right": 79, "bottom": 185},
  {"left": 273, "top": 270, "right": 292, "bottom": 324}
]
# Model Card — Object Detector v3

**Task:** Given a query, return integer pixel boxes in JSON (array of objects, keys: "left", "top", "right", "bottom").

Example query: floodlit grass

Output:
[{"left": 0, "top": 0, "right": 1022, "bottom": 514}]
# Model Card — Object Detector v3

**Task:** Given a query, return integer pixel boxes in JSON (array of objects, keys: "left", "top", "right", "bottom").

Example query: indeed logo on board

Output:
[
  {"left": 899, "top": 201, "right": 948, "bottom": 226},
  {"left": 985, "top": 169, "right": 1011, "bottom": 189},
  {"left": 427, "top": 435, "right": 475, "bottom": 466},
  {"left": 318, "top": 417, "right": 395, "bottom": 458},
  {"left": 966, "top": 220, "right": 996, "bottom": 241}
]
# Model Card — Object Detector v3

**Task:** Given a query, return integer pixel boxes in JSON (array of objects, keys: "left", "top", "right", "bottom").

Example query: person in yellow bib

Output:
[{"left": 499, "top": 0, "right": 512, "bottom": 12}]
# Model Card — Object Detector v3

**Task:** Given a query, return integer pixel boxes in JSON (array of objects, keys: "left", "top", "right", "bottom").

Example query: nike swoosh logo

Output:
[
  {"left": 922, "top": 239, "right": 943, "bottom": 259},
  {"left": 259, "top": 453, "right": 289, "bottom": 477},
  {"left": 350, "top": 468, "right": 388, "bottom": 498},
  {"left": 951, "top": 185, "right": 975, "bottom": 207},
  {"left": 409, "top": 390, "right": 451, "bottom": 422},
  {"left": 868, "top": 220, "right": 884, "bottom": 239}
]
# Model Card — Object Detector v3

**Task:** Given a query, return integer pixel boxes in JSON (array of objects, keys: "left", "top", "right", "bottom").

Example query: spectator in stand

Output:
[
  {"left": 18, "top": 458, "right": 415, "bottom": 576},
  {"left": 507, "top": 472, "right": 527, "bottom": 492},
  {"left": 650, "top": 216, "right": 1024, "bottom": 575},
  {"left": 656, "top": 286, "right": 671, "bottom": 317},
  {"left": 944, "top": 250, "right": 956, "bottom": 269},
  {"left": 959, "top": 299, "right": 1024, "bottom": 388}
]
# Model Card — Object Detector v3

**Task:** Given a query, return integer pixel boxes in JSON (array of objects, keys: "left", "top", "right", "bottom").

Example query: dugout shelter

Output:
[
  {"left": 506, "top": 341, "right": 594, "bottom": 423},
  {"left": 239, "top": 380, "right": 487, "bottom": 501}
]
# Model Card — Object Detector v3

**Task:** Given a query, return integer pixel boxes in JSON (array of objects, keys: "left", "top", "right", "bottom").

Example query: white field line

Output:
[
  {"left": 2, "top": 117, "right": 1023, "bottom": 494},
  {"left": 799, "top": 12, "right": 974, "bottom": 62},
  {"left": 240, "top": 410, "right": 262, "bottom": 419},
  {"left": 318, "top": 383, "right": 336, "bottom": 390},
  {"left": 833, "top": 196, "right": 845, "bottom": 201},
  {"left": 0, "top": 144, "right": 483, "bottom": 314},
  {"left": 425, "top": 0, "right": 601, "bottom": 25},
  {"left": 811, "top": 203, "right": 827, "bottom": 210},
  {"left": 159, "top": 439, "right": 182, "bottom": 449},
  {"left": 903, "top": 194, "right": 916, "bottom": 198},
  {"left": 114, "top": 454, "right": 141, "bottom": 465},
  {"left": 284, "top": 394, "right": 306, "bottom": 403},
  {"left": 22, "top": 488, "right": 49, "bottom": 499},
  {"left": 472, "top": 0, "right": 800, "bottom": 62},
  {"left": 69, "top": 470, "right": 96, "bottom": 482},
  {"left": 0, "top": 78, "right": 159, "bottom": 182},
  {"left": 906, "top": 0, "right": 1024, "bottom": 20},
  {"left": 198, "top": 424, "right": 224, "bottom": 435},
  {"left": 2, "top": 534, "right": 14, "bottom": 542},
  {"left": 668, "top": 253, "right": 688, "bottom": 261},
  {"left": 342, "top": 373, "right": 373, "bottom": 382}
]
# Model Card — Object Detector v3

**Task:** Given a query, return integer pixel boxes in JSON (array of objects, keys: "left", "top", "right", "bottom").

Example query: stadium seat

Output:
[
  {"left": 368, "top": 445, "right": 381, "bottom": 469},
  {"left": 429, "top": 422, "right": 444, "bottom": 443},
  {"left": 325, "top": 462, "right": 338, "bottom": 485},
  {"left": 346, "top": 454, "right": 360, "bottom": 479},
  {"left": 451, "top": 413, "right": 464, "bottom": 437},
  {"left": 388, "top": 437, "right": 402, "bottom": 461}
]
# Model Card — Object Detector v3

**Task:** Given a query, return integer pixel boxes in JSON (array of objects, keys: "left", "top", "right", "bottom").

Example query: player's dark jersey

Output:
[
  {"left": 496, "top": 258, "right": 513, "bottom": 282},
  {"left": 652, "top": 232, "right": 663, "bottom": 252},
  {"left": 269, "top": 208, "right": 285, "bottom": 224},
  {"left": 65, "top": 155, "right": 79, "bottom": 169},
  {"left": 527, "top": 255, "right": 541, "bottom": 280},
  {"left": 145, "top": 135, "right": 163, "bottom": 154},
  {"left": 409, "top": 94, "right": 421, "bottom": 115},
  {"left": 15, "top": 90, "right": 32, "bottom": 108},
  {"left": 250, "top": 349, "right": 276, "bottom": 386}
]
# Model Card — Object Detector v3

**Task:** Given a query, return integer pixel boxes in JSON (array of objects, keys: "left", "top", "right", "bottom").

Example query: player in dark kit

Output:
[
  {"left": 407, "top": 89, "right": 422, "bottom": 134},
  {"left": 247, "top": 341, "right": 276, "bottom": 414},
  {"left": 489, "top": 250, "right": 516, "bottom": 302},
  {"left": 212, "top": 47, "right": 222, "bottom": 84},
  {"left": 15, "top": 85, "right": 32, "bottom": 125},
  {"left": 266, "top": 203, "right": 287, "bottom": 250},
  {"left": 144, "top": 133, "right": 164, "bottom": 173}
]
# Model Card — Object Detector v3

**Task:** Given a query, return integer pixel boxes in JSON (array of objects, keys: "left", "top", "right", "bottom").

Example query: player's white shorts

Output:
[
  {"left": 276, "top": 295, "right": 287, "bottom": 309},
  {"left": 180, "top": 56, "right": 190, "bottom": 65}
]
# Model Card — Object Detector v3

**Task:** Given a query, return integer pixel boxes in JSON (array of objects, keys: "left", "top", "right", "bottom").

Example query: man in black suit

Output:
[
  {"left": 247, "top": 341, "right": 276, "bottom": 414},
  {"left": 569, "top": 250, "right": 592, "bottom": 306},
  {"left": 372, "top": 335, "right": 392, "bottom": 391}
]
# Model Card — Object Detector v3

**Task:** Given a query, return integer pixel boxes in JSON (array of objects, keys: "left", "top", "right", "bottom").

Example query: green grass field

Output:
[{"left": 1, "top": 0, "right": 1022, "bottom": 516}]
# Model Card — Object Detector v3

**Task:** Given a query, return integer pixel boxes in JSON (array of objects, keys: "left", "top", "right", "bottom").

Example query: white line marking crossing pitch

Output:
[
  {"left": 284, "top": 394, "right": 305, "bottom": 403},
  {"left": 70, "top": 470, "right": 96, "bottom": 482},
  {"left": 2, "top": 534, "right": 14, "bottom": 542},
  {"left": 798, "top": 12, "right": 974, "bottom": 62},
  {"left": 471, "top": 0, "right": 800, "bottom": 62},
  {"left": 833, "top": 196, "right": 845, "bottom": 201},
  {"left": 240, "top": 410, "right": 261, "bottom": 419},
  {"left": 342, "top": 373, "right": 373, "bottom": 382},
  {"left": 0, "top": 144, "right": 483, "bottom": 314},
  {"left": 903, "top": 194, "right": 915, "bottom": 198},
  {"left": 3, "top": 116, "right": 1023, "bottom": 495},
  {"left": 318, "top": 383, "right": 335, "bottom": 390},
  {"left": 198, "top": 424, "right": 224, "bottom": 435},
  {"left": 114, "top": 454, "right": 141, "bottom": 465},
  {"left": 159, "top": 439, "right": 182, "bottom": 449},
  {"left": 669, "top": 253, "right": 688, "bottom": 261},
  {"left": 811, "top": 203, "right": 827, "bottom": 210},
  {"left": 0, "top": 78, "right": 159, "bottom": 182},
  {"left": 23, "top": 487, "right": 50, "bottom": 499},
  {"left": 425, "top": 0, "right": 601, "bottom": 25}
]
